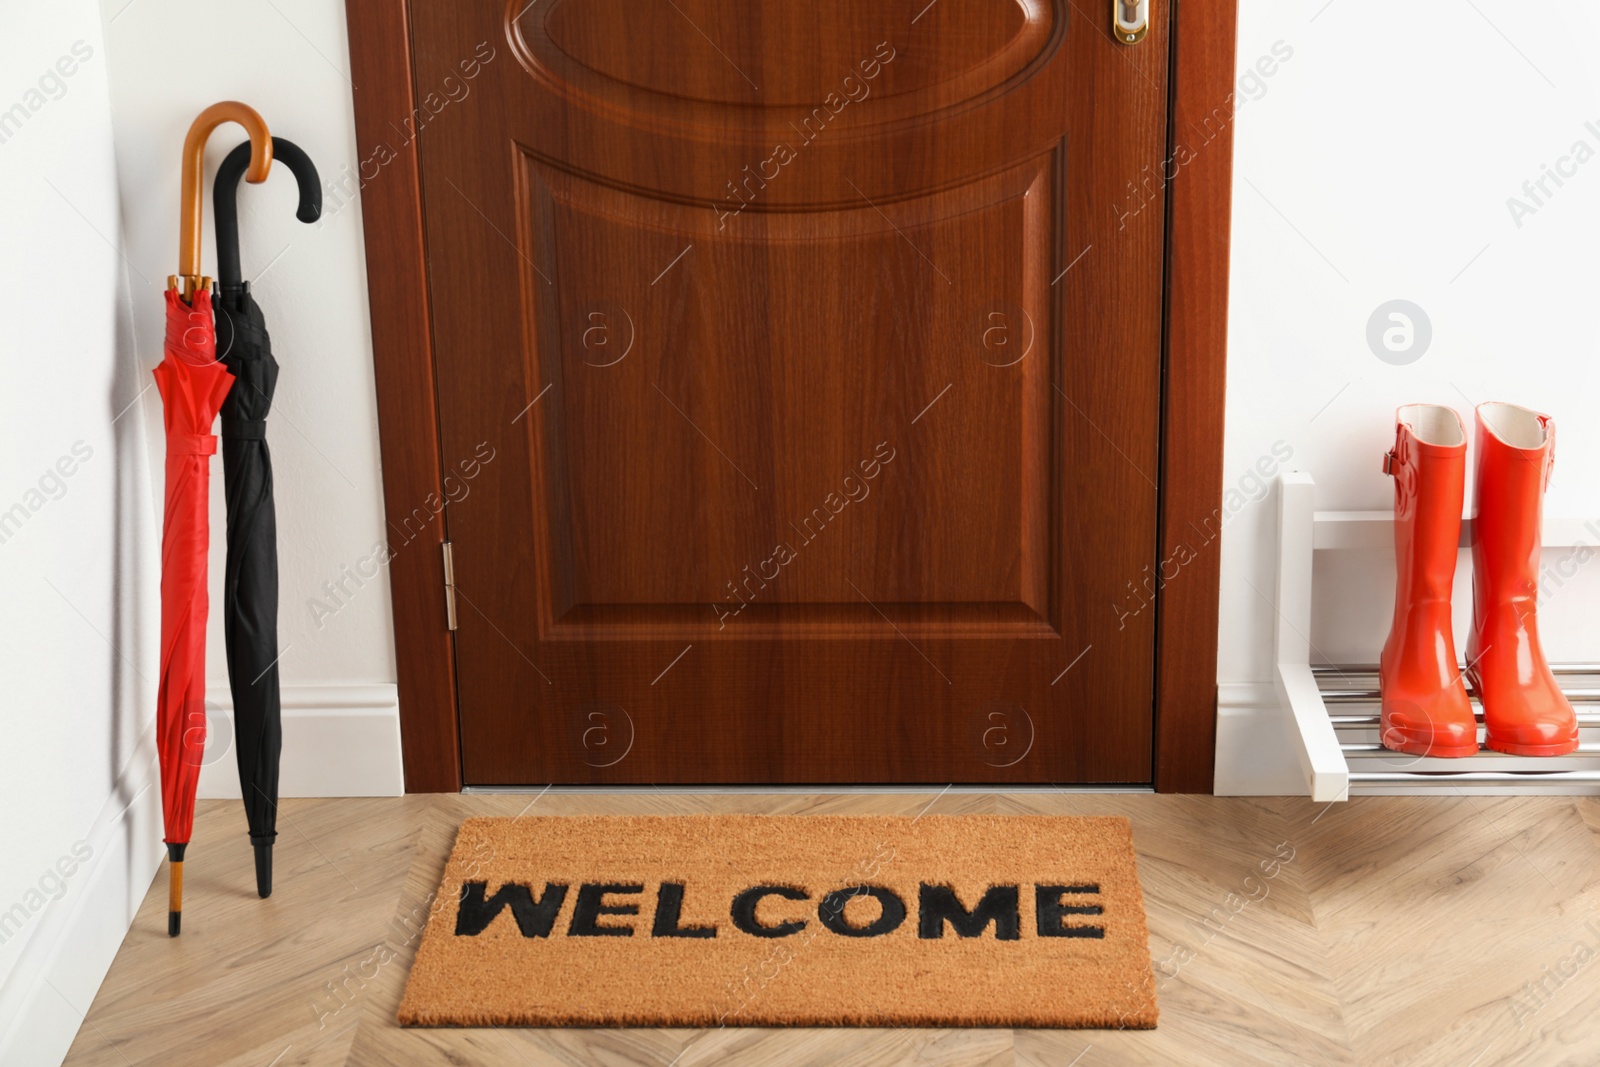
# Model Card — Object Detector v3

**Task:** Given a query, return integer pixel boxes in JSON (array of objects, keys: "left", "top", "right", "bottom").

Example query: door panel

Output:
[
  {"left": 409, "top": 0, "right": 1169, "bottom": 784},
  {"left": 526, "top": 154, "right": 1055, "bottom": 627}
]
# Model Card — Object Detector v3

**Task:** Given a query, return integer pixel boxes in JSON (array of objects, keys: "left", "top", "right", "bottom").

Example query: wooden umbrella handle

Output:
[{"left": 173, "top": 102, "right": 272, "bottom": 297}]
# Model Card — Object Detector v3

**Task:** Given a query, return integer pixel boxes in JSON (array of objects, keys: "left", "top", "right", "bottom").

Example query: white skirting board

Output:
[
  {"left": 1215, "top": 681, "right": 1315, "bottom": 796},
  {"left": 0, "top": 734, "right": 164, "bottom": 1067},
  {"left": 197, "top": 684, "right": 405, "bottom": 799},
  {"left": 0, "top": 685, "right": 401, "bottom": 1067}
]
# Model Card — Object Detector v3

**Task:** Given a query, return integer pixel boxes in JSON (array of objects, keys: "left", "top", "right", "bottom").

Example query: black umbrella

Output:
[{"left": 213, "top": 137, "right": 320, "bottom": 898}]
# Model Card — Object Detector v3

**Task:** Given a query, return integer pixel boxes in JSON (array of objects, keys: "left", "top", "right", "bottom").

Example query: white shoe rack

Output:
[{"left": 1273, "top": 471, "right": 1600, "bottom": 799}]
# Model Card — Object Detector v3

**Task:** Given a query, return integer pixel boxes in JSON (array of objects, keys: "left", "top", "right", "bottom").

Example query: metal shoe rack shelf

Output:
[{"left": 1274, "top": 471, "right": 1600, "bottom": 799}]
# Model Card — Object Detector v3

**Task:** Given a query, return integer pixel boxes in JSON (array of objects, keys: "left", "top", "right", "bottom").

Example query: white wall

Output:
[
  {"left": 95, "top": 0, "right": 402, "bottom": 794},
  {"left": 98, "top": 0, "right": 396, "bottom": 692},
  {"left": 0, "top": 2, "right": 163, "bottom": 1062},
  {"left": 1221, "top": 0, "right": 1600, "bottom": 780},
  {"left": 1, "top": 1, "right": 399, "bottom": 1058}
]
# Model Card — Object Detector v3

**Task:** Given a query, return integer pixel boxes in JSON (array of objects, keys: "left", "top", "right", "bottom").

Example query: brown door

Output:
[{"left": 407, "top": 0, "right": 1169, "bottom": 785}]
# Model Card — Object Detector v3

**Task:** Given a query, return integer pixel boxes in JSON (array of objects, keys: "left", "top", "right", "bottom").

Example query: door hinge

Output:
[{"left": 442, "top": 541, "right": 458, "bottom": 631}]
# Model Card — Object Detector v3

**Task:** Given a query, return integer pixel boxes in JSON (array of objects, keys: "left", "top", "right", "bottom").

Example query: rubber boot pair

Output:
[{"left": 1379, "top": 402, "right": 1579, "bottom": 757}]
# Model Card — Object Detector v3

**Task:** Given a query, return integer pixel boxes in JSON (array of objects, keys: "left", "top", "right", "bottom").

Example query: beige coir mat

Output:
[{"left": 398, "top": 814, "right": 1158, "bottom": 1029}]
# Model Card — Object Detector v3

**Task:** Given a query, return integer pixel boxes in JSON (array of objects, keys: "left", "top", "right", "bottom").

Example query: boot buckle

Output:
[{"left": 1382, "top": 449, "right": 1397, "bottom": 476}]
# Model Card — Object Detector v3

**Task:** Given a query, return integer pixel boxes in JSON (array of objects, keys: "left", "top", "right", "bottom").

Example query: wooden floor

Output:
[{"left": 60, "top": 792, "right": 1600, "bottom": 1066}]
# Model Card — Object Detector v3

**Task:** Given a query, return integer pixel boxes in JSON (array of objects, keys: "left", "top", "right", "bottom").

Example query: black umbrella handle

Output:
[{"left": 215, "top": 137, "right": 321, "bottom": 294}]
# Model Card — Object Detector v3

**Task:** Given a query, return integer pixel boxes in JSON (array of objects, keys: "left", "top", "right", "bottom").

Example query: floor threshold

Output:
[{"left": 462, "top": 783, "right": 1158, "bottom": 795}]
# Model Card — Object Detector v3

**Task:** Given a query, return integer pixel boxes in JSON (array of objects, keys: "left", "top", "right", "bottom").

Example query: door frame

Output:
[{"left": 343, "top": 0, "right": 1238, "bottom": 794}]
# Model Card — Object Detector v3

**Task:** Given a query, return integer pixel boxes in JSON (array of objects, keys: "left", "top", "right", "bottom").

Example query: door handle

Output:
[{"left": 1114, "top": 0, "right": 1148, "bottom": 43}]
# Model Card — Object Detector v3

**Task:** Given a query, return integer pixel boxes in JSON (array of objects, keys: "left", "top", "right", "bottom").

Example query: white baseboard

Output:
[
  {"left": 0, "top": 684, "right": 402, "bottom": 1067},
  {"left": 0, "top": 738, "right": 164, "bottom": 1067},
  {"left": 197, "top": 683, "right": 404, "bottom": 799},
  {"left": 1215, "top": 681, "right": 1310, "bottom": 796}
]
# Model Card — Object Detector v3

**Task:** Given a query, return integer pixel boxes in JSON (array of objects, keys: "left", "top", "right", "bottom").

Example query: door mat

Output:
[{"left": 398, "top": 814, "right": 1157, "bottom": 1028}]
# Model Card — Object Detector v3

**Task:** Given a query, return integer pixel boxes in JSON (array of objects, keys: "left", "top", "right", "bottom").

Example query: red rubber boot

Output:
[
  {"left": 1380, "top": 405, "right": 1478, "bottom": 757},
  {"left": 1465, "top": 403, "right": 1579, "bottom": 756}
]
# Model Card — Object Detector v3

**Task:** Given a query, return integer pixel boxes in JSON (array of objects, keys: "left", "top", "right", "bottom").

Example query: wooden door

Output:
[{"left": 407, "top": 0, "right": 1170, "bottom": 785}]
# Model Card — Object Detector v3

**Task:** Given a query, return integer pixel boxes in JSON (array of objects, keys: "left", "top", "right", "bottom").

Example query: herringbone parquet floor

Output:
[{"left": 58, "top": 792, "right": 1600, "bottom": 1066}]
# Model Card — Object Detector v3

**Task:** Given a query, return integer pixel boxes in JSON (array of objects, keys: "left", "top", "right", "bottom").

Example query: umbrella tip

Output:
[
  {"left": 167, "top": 843, "right": 185, "bottom": 936},
  {"left": 254, "top": 843, "right": 273, "bottom": 899}
]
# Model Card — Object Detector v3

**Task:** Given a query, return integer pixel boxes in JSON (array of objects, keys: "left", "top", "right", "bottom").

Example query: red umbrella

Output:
[
  {"left": 154, "top": 286, "right": 233, "bottom": 934},
  {"left": 155, "top": 102, "right": 271, "bottom": 935}
]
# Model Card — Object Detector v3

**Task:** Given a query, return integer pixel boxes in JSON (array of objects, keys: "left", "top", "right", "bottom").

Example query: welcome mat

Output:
[{"left": 398, "top": 814, "right": 1158, "bottom": 1029}]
